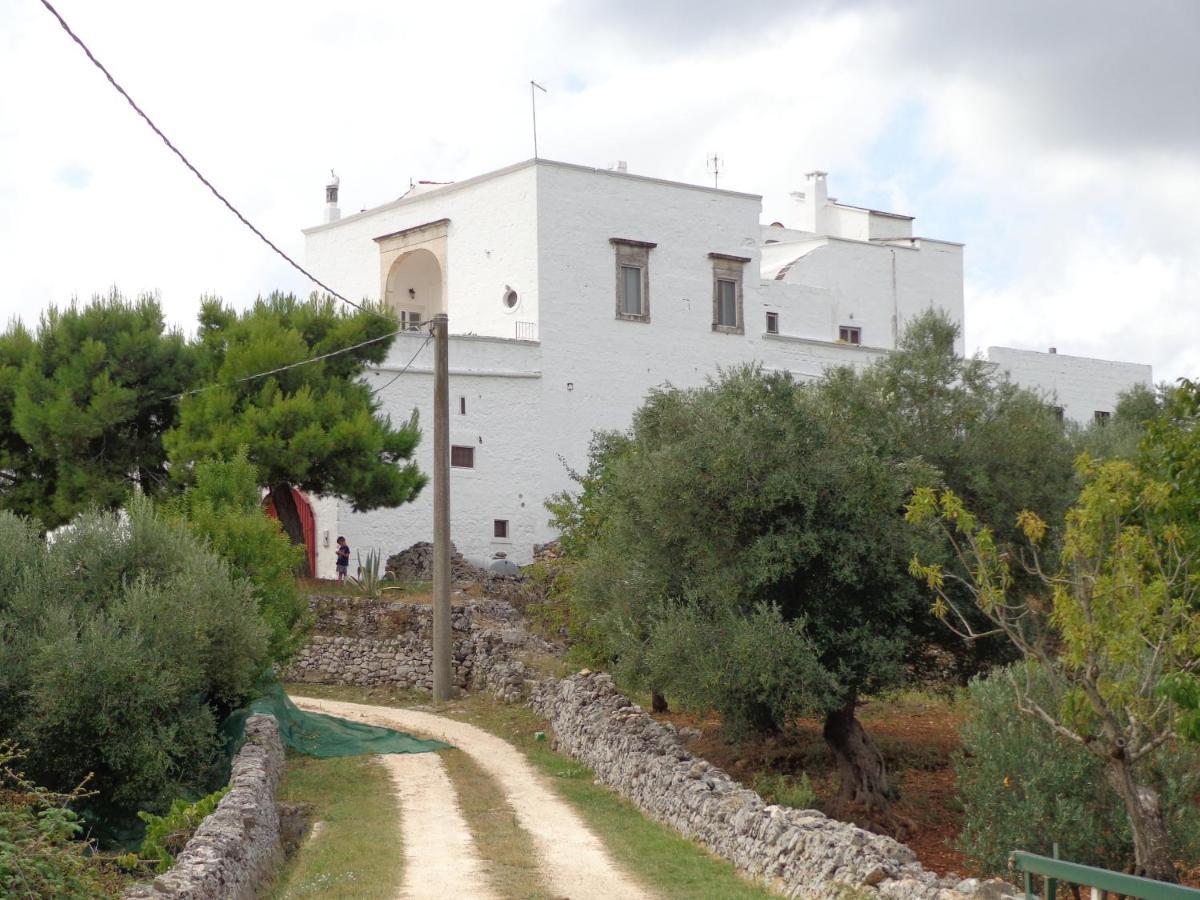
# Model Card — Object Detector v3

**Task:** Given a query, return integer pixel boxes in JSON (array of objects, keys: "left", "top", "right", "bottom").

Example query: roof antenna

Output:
[
  {"left": 707, "top": 153, "right": 722, "bottom": 188},
  {"left": 530, "top": 80, "right": 548, "bottom": 158}
]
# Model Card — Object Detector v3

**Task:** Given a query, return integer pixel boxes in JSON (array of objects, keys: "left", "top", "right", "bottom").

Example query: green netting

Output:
[{"left": 222, "top": 675, "right": 450, "bottom": 758}]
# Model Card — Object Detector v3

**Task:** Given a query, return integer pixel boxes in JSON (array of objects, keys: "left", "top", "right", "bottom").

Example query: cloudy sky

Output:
[{"left": 1, "top": 0, "right": 1196, "bottom": 381}]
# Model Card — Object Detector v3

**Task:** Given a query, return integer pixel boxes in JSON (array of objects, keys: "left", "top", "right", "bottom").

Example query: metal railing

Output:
[
  {"left": 515, "top": 321, "right": 537, "bottom": 341},
  {"left": 1011, "top": 851, "right": 1200, "bottom": 900}
]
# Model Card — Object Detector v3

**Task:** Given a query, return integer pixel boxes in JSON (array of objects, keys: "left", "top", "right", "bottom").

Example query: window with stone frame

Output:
[
  {"left": 610, "top": 238, "right": 656, "bottom": 321},
  {"left": 709, "top": 253, "right": 749, "bottom": 334}
]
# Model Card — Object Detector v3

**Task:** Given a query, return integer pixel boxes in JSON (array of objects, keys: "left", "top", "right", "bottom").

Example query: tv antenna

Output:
[
  {"left": 530, "top": 80, "right": 548, "bottom": 158},
  {"left": 707, "top": 153, "right": 722, "bottom": 188}
]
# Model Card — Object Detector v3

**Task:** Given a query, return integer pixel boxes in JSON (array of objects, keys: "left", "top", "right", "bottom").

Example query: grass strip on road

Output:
[
  {"left": 266, "top": 753, "right": 402, "bottom": 899},
  {"left": 438, "top": 747, "right": 552, "bottom": 899},
  {"left": 286, "top": 682, "right": 775, "bottom": 899}
]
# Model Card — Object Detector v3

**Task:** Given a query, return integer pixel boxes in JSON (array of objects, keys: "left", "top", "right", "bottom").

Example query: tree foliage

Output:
[
  {"left": 164, "top": 293, "right": 425, "bottom": 548},
  {"left": 0, "top": 292, "right": 194, "bottom": 530},
  {"left": 0, "top": 499, "right": 268, "bottom": 826},
  {"left": 907, "top": 455, "right": 1200, "bottom": 880},
  {"left": 161, "top": 450, "right": 309, "bottom": 662},
  {"left": 552, "top": 365, "right": 932, "bottom": 813},
  {"left": 956, "top": 662, "right": 1200, "bottom": 877}
]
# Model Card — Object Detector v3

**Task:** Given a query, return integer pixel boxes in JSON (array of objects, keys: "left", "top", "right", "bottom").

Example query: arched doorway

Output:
[
  {"left": 263, "top": 487, "right": 317, "bottom": 577},
  {"left": 385, "top": 248, "right": 444, "bottom": 329}
]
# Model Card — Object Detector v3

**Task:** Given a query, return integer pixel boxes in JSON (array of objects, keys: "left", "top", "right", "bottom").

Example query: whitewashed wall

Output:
[
  {"left": 301, "top": 160, "right": 1033, "bottom": 567},
  {"left": 987, "top": 346, "right": 1152, "bottom": 425},
  {"left": 305, "top": 163, "right": 540, "bottom": 340}
]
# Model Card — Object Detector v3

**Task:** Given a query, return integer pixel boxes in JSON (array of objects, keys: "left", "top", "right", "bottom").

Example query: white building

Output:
[
  {"left": 300, "top": 159, "right": 1148, "bottom": 575},
  {"left": 986, "top": 346, "right": 1152, "bottom": 425}
]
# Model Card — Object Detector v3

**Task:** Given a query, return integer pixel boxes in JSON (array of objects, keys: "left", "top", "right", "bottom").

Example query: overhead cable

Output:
[
  {"left": 38, "top": 0, "right": 397, "bottom": 325},
  {"left": 162, "top": 327, "right": 416, "bottom": 401},
  {"left": 371, "top": 333, "right": 434, "bottom": 396}
]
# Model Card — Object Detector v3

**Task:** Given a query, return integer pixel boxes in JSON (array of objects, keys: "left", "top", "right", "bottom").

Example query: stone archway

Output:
[{"left": 384, "top": 248, "right": 444, "bottom": 329}]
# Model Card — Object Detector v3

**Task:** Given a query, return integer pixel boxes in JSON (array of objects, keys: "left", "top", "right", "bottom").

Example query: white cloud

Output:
[{"left": 0, "top": 0, "right": 1194, "bottom": 381}]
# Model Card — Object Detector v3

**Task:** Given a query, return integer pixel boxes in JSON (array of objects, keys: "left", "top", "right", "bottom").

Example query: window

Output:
[
  {"left": 765, "top": 311, "right": 779, "bottom": 335},
  {"left": 709, "top": 252, "right": 749, "bottom": 335},
  {"left": 839, "top": 325, "right": 862, "bottom": 345},
  {"left": 502, "top": 288, "right": 519, "bottom": 309},
  {"left": 716, "top": 280, "right": 737, "bottom": 326},
  {"left": 621, "top": 265, "right": 644, "bottom": 315},
  {"left": 1052, "top": 405, "right": 1065, "bottom": 423},
  {"left": 399, "top": 310, "right": 422, "bottom": 332},
  {"left": 1094, "top": 410, "right": 1111, "bottom": 424},
  {"left": 610, "top": 238, "right": 656, "bottom": 321},
  {"left": 493, "top": 519, "right": 509, "bottom": 539},
  {"left": 459, "top": 396, "right": 466, "bottom": 415},
  {"left": 450, "top": 445, "right": 475, "bottom": 468}
]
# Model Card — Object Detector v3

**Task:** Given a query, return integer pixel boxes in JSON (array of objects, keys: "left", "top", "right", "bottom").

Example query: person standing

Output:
[{"left": 335, "top": 536, "right": 351, "bottom": 584}]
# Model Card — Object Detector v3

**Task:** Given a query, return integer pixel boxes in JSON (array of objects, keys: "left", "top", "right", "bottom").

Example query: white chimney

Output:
[
  {"left": 794, "top": 170, "right": 828, "bottom": 233},
  {"left": 324, "top": 170, "right": 341, "bottom": 224}
]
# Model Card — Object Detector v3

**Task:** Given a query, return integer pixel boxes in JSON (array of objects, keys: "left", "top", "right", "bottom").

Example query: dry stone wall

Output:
[
  {"left": 125, "top": 714, "right": 285, "bottom": 900},
  {"left": 284, "top": 596, "right": 539, "bottom": 702},
  {"left": 531, "top": 672, "right": 1018, "bottom": 900}
]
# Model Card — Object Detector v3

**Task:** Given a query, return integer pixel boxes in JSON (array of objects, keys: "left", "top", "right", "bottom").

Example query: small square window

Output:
[
  {"left": 621, "top": 265, "right": 644, "bottom": 316},
  {"left": 839, "top": 325, "right": 862, "bottom": 345},
  {"left": 1094, "top": 410, "right": 1111, "bottom": 424},
  {"left": 765, "top": 312, "right": 779, "bottom": 334},
  {"left": 493, "top": 519, "right": 509, "bottom": 539},
  {"left": 450, "top": 445, "right": 475, "bottom": 468},
  {"left": 400, "top": 310, "right": 423, "bottom": 332}
]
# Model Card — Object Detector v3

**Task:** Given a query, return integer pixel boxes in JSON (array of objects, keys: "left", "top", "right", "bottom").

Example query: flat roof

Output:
[
  {"left": 303, "top": 158, "right": 762, "bottom": 235},
  {"left": 988, "top": 346, "right": 1152, "bottom": 370}
]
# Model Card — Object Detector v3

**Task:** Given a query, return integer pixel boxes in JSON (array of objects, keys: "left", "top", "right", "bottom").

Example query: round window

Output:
[{"left": 503, "top": 289, "right": 519, "bottom": 310}]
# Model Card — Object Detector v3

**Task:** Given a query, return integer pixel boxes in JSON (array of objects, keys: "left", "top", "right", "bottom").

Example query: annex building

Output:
[{"left": 299, "top": 158, "right": 1151, "bottom": 575}]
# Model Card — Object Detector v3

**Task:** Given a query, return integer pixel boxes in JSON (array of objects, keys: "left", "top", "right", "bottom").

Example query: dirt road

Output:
[{"left": 291, "top": 696, "right": 652, "bottom": 900}]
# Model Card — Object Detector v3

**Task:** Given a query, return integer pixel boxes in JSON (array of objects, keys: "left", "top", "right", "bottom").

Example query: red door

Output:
[{"left": 263, "top": 487, "right": 317, "bottom": 577}]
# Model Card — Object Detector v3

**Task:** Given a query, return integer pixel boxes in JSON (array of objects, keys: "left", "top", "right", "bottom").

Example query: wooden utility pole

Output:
[{"left": 431, "top": 314, "right": 452, "bottom": 702}]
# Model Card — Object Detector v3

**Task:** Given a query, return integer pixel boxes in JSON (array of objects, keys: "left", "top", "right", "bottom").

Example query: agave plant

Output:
[{"left": 348, "top": 548, "right": 384, "bottom": 598}]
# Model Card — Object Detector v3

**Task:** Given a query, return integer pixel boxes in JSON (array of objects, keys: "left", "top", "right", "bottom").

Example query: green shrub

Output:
[
  {"left": 162, "top": 451, "right": 309, "bottom": 662},
  {"left": 956, "top": 662, "right": 1200, "bottom": 876},
  {"left": 0, "top": 498, "right": 268, "bottom": 829},
  {"left": 640, "top": 601, "right": 836, "bottom": 738},
  {"left": 0, "top": 742, "right": 119, "bottom": 898},
  {"left": 752, "top": 772, "right": 818, "bottom": 810},
  {"left": 137, "top": 787, "right": 229, "bottom": 873}
]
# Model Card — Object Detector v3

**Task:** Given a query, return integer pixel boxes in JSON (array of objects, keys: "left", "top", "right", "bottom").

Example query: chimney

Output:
[
  {"left": 794, "top": 171, "right": 828, "bottom": 233},
  {"left": 324, "top": 170, "right": 341, "bottom": 224}
]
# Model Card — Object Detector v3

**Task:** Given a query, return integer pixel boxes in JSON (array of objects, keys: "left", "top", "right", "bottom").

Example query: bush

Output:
[
  {"left": 956, "top": 662, "right": 1200, "bottom": 876},
  {"left": 162, "top": 451, "right": 309, "bottom": 662},
  {"left": 0, "top": 498, "right": 268, "bottom": 828},
  {"left": 753, "top": 772, "right": 818, "bottom": 810},
  {"left": 0, "top": 742, "right": 120, "bottom": 898},
  {"left": 640, "top": 601, "right": 836, "bottom": 738},
  {"left": 137, "top": 786, "right": 229, "bottom": 873}
]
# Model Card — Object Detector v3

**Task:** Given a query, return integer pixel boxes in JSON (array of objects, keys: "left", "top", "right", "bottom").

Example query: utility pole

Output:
[{"left": 431, "top": 314, "right": 452, "bottom": 702}]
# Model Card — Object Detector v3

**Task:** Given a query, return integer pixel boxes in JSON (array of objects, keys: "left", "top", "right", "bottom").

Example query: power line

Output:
[
  {"left": 371, "top": 333, "right": 433, "bottom": 395},
  {"left": 162, "top": 326, "right": 416, "bottom": 401},
  {"left": 38, "top": 0, "right": 396, "bottom": 325}
]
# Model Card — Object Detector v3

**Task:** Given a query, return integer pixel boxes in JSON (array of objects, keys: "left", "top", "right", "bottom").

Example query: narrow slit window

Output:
[
  {"left": 716, "top": 280, "right": 737, "bottom": 327},
  {"left": 459, "top": 396, "right": 467, "bottom": 415},
  {"left": 621, "top": 265, "right": 643, "bottom": 316},
  {"left": 450, "top": 445, "right": 475, "bottom": 468},
  {"left": 766, "top": 311, "right": 779, "bottom": 334},
  {"left": 493, "top": 519, "right": 509, "bottom": 539}
]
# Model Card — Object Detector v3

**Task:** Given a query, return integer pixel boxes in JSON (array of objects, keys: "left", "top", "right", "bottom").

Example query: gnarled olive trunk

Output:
[
  {"left": 823, "top": 694, "right": 893, "bottom": 815},
  {"left": 1104, "top": 753, "right": 1177, "bottom": 882}
]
